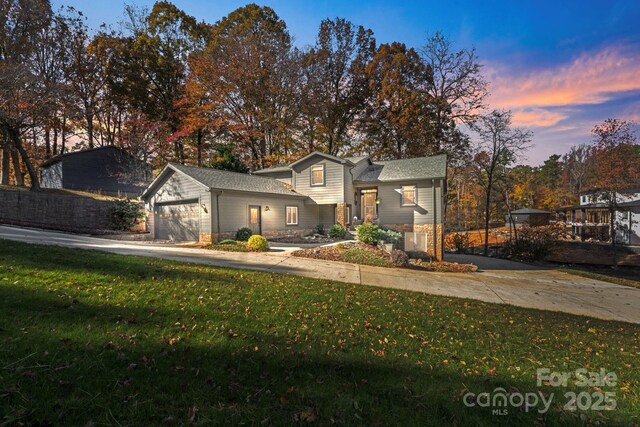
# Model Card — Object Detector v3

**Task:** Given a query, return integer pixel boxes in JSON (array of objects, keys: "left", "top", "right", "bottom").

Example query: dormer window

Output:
[{"left": 311, "top": 164, "right": 325, "bottom": 186}]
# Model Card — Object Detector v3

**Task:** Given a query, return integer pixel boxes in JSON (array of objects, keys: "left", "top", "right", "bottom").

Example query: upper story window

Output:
[
  {"left": 402, "top": 185, "right": 417, "bottom": 206},
  {"left": 310, "top": 164, "right": 325, "bottom": 186}
]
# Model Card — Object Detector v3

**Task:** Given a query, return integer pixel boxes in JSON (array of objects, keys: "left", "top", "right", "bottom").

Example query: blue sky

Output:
[{"left": 53, "top": 0, "right": 640, "bottom": 165}]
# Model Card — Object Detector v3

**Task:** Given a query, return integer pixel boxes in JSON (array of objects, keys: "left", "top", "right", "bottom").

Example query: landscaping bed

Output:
[
  {"left": 1, "top": 240, "right": 639, "bottom": 426},
  {"left": 292, "top": 242, "right": 476, "bottom": 272},
  {"left": 268, "top": 233, "right": 344, "bottom": 244},
  {"left": 208, "top": 236, "right": 269, "bottom": 253}
]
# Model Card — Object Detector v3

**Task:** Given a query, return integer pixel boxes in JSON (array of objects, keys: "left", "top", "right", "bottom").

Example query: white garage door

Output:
[{"left": 155, "top": 202, "right": 200, "bottom": 241}]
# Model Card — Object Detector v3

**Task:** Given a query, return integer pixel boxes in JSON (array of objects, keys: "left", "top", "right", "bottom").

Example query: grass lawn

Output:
[
  {"left": 559, "top": 266, "right": 640, "bottom": 290},
  {"left": 1, "top": 240, "right": 639, "bottom": 426}
]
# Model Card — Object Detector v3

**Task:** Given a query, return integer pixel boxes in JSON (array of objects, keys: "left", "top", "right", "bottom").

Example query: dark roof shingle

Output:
[
  {"left": 170, "top": 163, "right": 304, "bottom": 197},
  {"left": 354, "top": 154, "right": 447, "bottom": 183}
]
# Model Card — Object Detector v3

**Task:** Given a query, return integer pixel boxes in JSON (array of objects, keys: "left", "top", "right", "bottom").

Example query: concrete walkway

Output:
[{"left": 1, "top": 225, "right": 638, "bottom": 324}]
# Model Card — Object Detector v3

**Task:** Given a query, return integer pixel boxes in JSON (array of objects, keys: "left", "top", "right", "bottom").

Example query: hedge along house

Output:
[{"left": 141, "top": 151, "right": 447, "bottom": 259}]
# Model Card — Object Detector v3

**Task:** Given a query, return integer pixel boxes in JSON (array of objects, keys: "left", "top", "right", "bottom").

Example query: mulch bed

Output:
[
  {"left": 293, "top": 242, "right": 476, "bottom": 272},
  {"left": 268, "top": 234, "right": 345, "bottom": 244}
]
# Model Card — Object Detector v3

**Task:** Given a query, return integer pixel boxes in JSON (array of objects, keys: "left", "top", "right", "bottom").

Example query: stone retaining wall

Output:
[
  {"left": 0, "top": 187, "right": 145, "bottom": 234},
  {"left": 384, "top": 223, "right": 444, "bottom": 260}
]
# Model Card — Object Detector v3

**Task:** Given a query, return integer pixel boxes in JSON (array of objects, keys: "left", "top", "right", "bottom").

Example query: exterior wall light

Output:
[{"left": 265, "top": 206, "right": 271, "bottom": 212}]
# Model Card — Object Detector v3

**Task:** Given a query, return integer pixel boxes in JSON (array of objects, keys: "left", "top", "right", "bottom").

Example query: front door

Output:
[
  {"left": 248, "top": 205, "right": 261, "bottom": 235},
  {"left": 361, "top": 190, "right": 377, "bottom": 222}
]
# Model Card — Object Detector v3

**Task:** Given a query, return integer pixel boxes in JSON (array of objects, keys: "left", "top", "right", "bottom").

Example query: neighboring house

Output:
[
  {"left": 40, "top": 146, "right": 151, "bottom": 197},
  {"left": 141, "top": 151, "right": 447, "bottom": 259},
  {"left": 506, "top": 208, "right": 551, "bottom": 227},
  {"left": 558, "top": 188, "right": 640, "bottom": 245}
]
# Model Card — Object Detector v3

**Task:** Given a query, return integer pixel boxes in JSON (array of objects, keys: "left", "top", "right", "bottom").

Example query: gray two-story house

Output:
[{"left": 141, "top": 151, "right": 447, "bottom": 258}]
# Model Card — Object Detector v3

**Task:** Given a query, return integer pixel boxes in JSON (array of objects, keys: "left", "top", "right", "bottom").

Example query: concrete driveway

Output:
[{"left": 1, "top": 225, "right": 638, "bottom": 324}]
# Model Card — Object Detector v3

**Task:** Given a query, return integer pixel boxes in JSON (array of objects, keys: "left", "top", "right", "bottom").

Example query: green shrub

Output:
[
  {"left": 356, "top": 223, "right": 380, "bottom": 245},
  {"left": 235, "top": 227, "right": 252, "bottom": 241},
  {"left": 378, "top": 228, "right": 402, "bottom": 244},
  {"left": 247, "top": 234, "right": 269, "bottom": 251},
  {"left": 109, "top": 199, "right": 144, "bottom": 231},
  {"left": 328, "top": 223, "right": 346, "bottom": 239},
  {"left": 314, "top": 224, "right": 325, "bottom": 235},
  {"left": 219, "top": 239, "right": 237, "bottom": 245}
]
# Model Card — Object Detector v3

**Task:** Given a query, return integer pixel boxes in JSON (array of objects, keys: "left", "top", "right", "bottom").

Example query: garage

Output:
[{"left": 155, "top": 201, "right": 200, "bottom": 241}]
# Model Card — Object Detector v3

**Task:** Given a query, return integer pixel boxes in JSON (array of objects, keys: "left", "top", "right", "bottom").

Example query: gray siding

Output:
[
  {"left": 150, "top": 170, "right": 212, "bottom": 235},
  {"left": 376, "top": 179, "right": 443, "bottom": 225},
  {"left": 318, "top": 205, "right": 335, "bottom": 227},
  {"left": 293, "top": 158, "right": 344, "bottom": 204},
  {"left": 40, "top": 162, "right": 63, "bottom": 189},
  {"left": 213, "top": 192, "right": 318, "bottom": 233},
  {"left": 254, "top": 170, "right": 292, "bottom": 185},
  {"left": 344, "top": 159, "right": 370, "bottom": 207}
]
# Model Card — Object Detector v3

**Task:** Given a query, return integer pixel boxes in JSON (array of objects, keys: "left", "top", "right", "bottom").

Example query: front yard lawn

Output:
[{"left": 1, "top": 240, "right": 639, "bottom": 426}]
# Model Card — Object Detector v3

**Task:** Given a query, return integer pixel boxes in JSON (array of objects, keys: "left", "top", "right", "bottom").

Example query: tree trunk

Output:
[
  {"left": 53, "top": 126, "right": 58, "bottom": 155},
  {"left": 87, "top": 114, "right": 94, "bottom": 149},
  {"left": 483, "top": 178, "right": 492, "bottom": 256},
  {"left": 1, "top": 141, "right": 10, "bottom": 185},
  {"left": 45, "top": 128, "right": 51, "bottom": 157},
  {"left": 8, "top": 128, "right": 39, "bottom": 191},
  {"left": 11, "top": 148, "right": 24, "bottom": 186},
  {"left": 61, "top": 115, "right": 67, "bottom": 154},
  {"left": 196, "top": 129, "right": 203, "bottom": 167}
]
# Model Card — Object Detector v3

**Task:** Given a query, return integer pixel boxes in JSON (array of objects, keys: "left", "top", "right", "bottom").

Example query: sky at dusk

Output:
[{"left": 52, "top": 0, "right": 640, "bottom": 165}]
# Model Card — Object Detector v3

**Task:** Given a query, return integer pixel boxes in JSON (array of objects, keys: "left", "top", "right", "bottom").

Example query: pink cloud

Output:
[
  {"left": 511, "top": 109, "right": 568, "bottom": 127},
  {"left": 488, "top": 45, "right": 640, "bottom": 127}
]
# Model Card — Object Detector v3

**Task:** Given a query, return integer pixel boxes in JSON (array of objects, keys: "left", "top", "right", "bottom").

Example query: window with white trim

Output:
[
  {"left": 401, "top": 185, "right": 417, "bottom": 206},
  {"left": 286, "top": 206, "right": 299, "bottom": 225},
  {"left": 310, "top": 164, "right": 325, "bottom": 186}
]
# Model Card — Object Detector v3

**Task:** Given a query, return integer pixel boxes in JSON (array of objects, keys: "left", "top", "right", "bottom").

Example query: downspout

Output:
[
  {"left": 433, "top": 179, "right": 437, "bottom": 259},
  {"left": 216, "top": 191, "right": 223, "bottom": 242}
]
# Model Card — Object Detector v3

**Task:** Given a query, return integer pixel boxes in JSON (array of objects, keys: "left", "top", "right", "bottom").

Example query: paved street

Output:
[{"left": 1, "top": 225, "right": 638, "bottom": 324}]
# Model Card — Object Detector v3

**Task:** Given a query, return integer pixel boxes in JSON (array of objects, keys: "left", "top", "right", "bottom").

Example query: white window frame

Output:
[
  {"left": 401, "top": 185, "right": 417, "bottom": 206},
  {"left": 310, "top": 164, "right": 325, "bottom": 186},
  {"left": 286, "top": 206, "right": 299, "bottom": 226}
]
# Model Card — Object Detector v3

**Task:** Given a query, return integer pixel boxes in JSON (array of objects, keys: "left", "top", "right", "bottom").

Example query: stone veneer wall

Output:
[
  {"left": 335, "top": 203, "right": 347, "bottom": 227},
  {"left": 0, "top": 187, "right": 145, "bottom": 233},
  {"left": 384, "top": 223, "right": 444, "bottom": 260}
]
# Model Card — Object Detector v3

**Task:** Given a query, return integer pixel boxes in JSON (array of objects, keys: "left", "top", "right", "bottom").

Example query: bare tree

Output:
[
  {"left": 562, "top": 144, "right": 591, "bottom": 195},
  {"left": 472, "top": 110, "right": 532, "bottom": 256},
  {"left": 421, "top": 32, "right": 488, "bottom": 161}
]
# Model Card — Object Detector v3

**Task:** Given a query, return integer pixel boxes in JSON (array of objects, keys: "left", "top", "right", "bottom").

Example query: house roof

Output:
[
  {"left": 252, "top": 165, "right": 291, "bottom": 174},
  {"left": 40, "top": 146, "right": 137, "bottom": 168},
  {"left": 288, "top": 151, "right": 355, "bottom": 169},
  {"left": 142, "top": 163, "right": 306, "bottom": 199},
  {"left": 580, "top": 188, "right": 640, "bottom": 196},
  {"left": 354, "top": 154, "right": 447, "bottom": 183},
  {"left": 343, "top": 156, "right": 370, "bottom": 164},
  {"left": 511, "top": 208, "right": 551, "bottom": 214}
]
